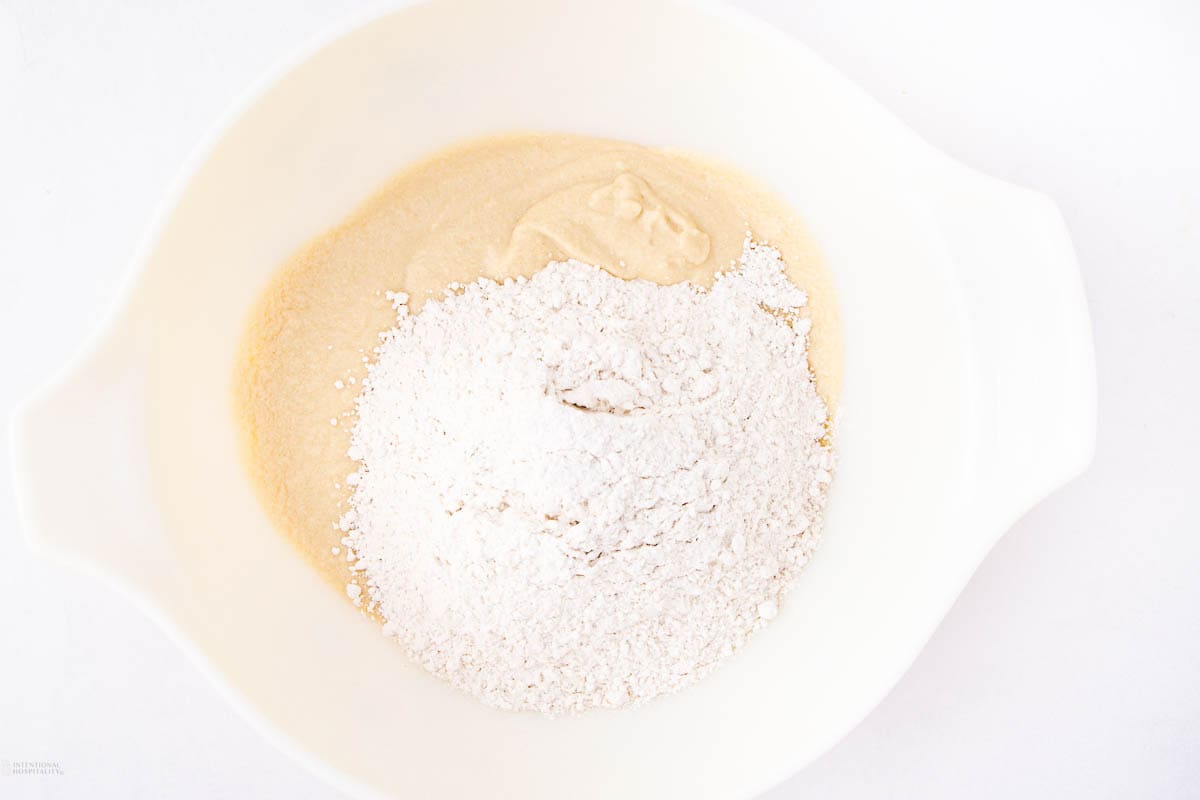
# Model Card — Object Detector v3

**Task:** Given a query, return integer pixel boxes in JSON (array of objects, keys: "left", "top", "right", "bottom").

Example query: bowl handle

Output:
[
  {"left": 9, "top": 310, "right": 178, "bottom": 600},
  {"left": 924, "top": 160, "right": 1097, "bottom": 527}
]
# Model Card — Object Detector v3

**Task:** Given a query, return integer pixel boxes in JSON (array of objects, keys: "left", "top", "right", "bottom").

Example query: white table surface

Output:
[{"left": 2, "top": 1, "right": 1197, "bottom": 797}]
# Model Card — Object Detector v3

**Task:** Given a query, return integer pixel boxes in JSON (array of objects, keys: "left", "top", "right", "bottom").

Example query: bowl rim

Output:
[{"left": 9, "top": 1, "right": 1097, "bottom": 798}]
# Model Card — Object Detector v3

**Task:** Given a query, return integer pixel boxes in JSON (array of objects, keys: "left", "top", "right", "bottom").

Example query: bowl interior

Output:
[{"left": 140, "top": 0, "right": 977, "bottom": 797}]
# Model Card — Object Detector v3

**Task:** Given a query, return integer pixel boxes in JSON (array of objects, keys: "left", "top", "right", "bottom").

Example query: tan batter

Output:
[{"left": 236, "top": 133, "right": 842, "bottom": 587}]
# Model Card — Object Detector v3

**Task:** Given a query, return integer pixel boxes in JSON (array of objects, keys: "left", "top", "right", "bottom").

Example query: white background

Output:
[{"left": 1, "top": 0, "right": 1197, "bottom": 797}]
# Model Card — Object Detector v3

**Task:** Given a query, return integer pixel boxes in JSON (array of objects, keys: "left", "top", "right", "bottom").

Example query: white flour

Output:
[{"left": 340, "top": 240, "right": 833, "bottom": 714}]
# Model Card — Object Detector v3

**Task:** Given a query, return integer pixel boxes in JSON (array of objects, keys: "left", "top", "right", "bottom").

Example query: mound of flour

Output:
[{"left": 339, "top": 240, "right": 833, "bottom": 714}]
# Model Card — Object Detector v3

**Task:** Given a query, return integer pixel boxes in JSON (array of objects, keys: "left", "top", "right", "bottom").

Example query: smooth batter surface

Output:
[{"left": 236, "top": 133, "right": 842, "bottom": 587}]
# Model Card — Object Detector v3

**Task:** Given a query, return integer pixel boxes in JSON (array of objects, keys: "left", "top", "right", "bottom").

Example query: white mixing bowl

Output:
[{"left": 10, "top": 0, "right": 1095, "bottom": 797}]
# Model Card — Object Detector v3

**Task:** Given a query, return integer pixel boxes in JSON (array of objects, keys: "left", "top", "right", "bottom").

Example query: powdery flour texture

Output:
[{"left": 339, "top": 241, "right": 833, "bottom": 714}]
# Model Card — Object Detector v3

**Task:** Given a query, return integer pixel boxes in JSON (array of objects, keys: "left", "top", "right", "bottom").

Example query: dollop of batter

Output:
[{"left": 236, "top": 133, "right": 842, "bottom": 586}]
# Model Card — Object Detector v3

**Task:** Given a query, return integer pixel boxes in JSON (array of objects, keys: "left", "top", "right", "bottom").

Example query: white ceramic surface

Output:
[{"left": 8, "top": 0, "right": 1095, "bottom": 798}]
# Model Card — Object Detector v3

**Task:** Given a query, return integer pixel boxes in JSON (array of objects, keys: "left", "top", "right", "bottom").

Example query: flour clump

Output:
[{"left": 340, "top": 240, "right": 833, "bottom": 714}]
